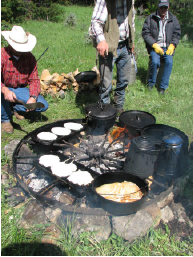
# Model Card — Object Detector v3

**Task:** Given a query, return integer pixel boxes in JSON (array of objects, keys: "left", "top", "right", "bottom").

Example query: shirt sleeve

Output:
[
  {"left": 28, "top": 54, "right": 41, "bottom": 97},
  {"left": 132, "top": 0, "right": 135, "bottom": 32},
  {"left": 1, "top": 48, "right": 6, "bottom": 90},
  {"left": 91, "top": 0, "right": 107, "bottom": 44}
]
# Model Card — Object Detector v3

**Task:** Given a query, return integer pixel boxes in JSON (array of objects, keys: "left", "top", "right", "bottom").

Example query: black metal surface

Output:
[
  {"left": 119, "top": 110, "right": 156, "bottom": 135},
  {"left": 92, "top": 172, "right": 148, "bottom": 216},
  {"left": 33, "top": 155, "right": 99, "bottom": 196},
  {"left": 85, "top": 103, "right": 117, "bottom": 134},
  {"left": 74, "top": 71, "right": 97, "bottom": 83},
  {"left": 123, "top": 136, "right": 160, "bottom": 179},
  {"left": 12, "top": 118, "right": 177, "bottom": 216},
  {"left": 141, "top": 124, "right": 189, "bottom": 155}
]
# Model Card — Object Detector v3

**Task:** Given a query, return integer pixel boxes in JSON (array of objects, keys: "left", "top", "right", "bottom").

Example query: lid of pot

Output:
[
  {"left": 162, "top": 133, "right": 183, "bottom": 146},
  {"left": 85, "top": 103, "right": 117, "bottom": 119},
  {"left": 119, "top": 110, "right": 156, "bottom": 130},
  {"left": 132, "top": 136, "right": 155, "bottom": 150}
]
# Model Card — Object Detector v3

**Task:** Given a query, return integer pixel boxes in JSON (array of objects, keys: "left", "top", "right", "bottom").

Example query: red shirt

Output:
[{"left": 1, "top": 47, "right": 41, "bottom": 97}]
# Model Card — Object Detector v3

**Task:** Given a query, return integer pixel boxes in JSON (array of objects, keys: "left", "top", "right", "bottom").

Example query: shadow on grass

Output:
[
  {"left": 1, "top": 242, "right": 66, "bottom": 256},
  {"left": 136, "top": 66, "right": 148, "bottom": 86},
  {"left": 75, "top": 89, "right": 99, "bottom": 114}
]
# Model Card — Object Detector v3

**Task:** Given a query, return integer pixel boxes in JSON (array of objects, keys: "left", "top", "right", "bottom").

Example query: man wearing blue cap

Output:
[{"left": 142, "top": 0, "right": 181, "bottom": 94}]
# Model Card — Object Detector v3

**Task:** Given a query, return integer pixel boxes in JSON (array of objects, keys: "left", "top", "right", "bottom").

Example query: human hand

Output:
[
  {"left": 97, "top": 40, "right": 108, "bottom": 58},
  {"left": 2, "top": 87, "right": 17, "bottom": 102},
  {"left": 26, "top": 97, "right": 37, "bottom": 111},
  {"left": 152, "top": 43, "right": 164, "bottom": 55},
  {"left": 166, "top": 44, "right": 175, "bottom": 55},
  {"left": 130, "top": 44, "right": 135, "bottom": 53}
]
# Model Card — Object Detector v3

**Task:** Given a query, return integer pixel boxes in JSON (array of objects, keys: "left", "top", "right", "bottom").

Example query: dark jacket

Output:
[{"left": 142, "top": 10, "right": 181, "bottom": 54}]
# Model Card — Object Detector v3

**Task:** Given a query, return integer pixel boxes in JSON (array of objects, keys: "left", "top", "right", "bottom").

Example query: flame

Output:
[
  {"left": 111, "top": 126, "right": 130, "bottom": 140},
  {"left": 109, "top": 126, "right": 134, "bottom": 151}
]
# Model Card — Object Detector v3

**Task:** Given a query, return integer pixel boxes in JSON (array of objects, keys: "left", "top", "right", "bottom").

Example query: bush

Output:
[
  {"left": 1, "top": 0, "right": 26, "bottom": 23},
  {"left": 1, "top": 22, "right": 12, "bottom": 47},
  {"left": 30, "top": 3, "right": 63, "bottom": 22},
  {"left": 64, "top": 12, "right": 77, "bottom": 27}
]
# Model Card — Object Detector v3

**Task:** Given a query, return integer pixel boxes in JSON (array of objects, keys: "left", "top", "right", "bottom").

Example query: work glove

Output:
[
  {"left": 166, "top": 44, "right": 175, "bottom": 55},
  {"left": 152, "top": 43, "right": 164, "bottom": 55}
]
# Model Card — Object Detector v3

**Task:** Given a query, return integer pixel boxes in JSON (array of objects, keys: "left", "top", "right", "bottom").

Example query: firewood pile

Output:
[{"left": 40, "top": 66, "right": 100, "bottom": 98}]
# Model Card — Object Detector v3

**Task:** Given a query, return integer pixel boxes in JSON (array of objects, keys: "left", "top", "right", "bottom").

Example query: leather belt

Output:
[{"left": 118, "top": 39, "right": 128, "bottom": 49}]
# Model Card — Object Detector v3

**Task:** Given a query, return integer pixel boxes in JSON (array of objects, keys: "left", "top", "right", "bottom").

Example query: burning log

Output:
[{"left": 40, "top": 67, "right": 100, "bottom": 97}]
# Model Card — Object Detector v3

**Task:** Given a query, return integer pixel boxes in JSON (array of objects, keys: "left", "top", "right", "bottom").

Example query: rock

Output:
[
  {"left": 144, "top": 204, "right": 161, "bottom": 227},
  {"left": 41, "top": 224, "right": 61, "bottom": 245},
  {"left": 3, "top": 140, "right": 20, "bottom": 159},
  {"left": 58, "top": 90, "right": 65, "bottom": 99},
  {"left": 112, "top": 210, "right": 154, "bottom": 242},
  {"left": 71, "top": 214, "right": 111, "bottom": 242},
  {"left": 157, "top": 192, "right": 174, "bottom": 209},
  {"left": 1, "top": 173, "right": 10, "bottom": 185},
  {"left": 45, "top": 207, "right": 62, "bottom": 223},
  {"left": 19, "top": 199, "right": 49, "bottom": 228},
  {"left": 161, "top": 206, "right": 174, "bottom": 223}
]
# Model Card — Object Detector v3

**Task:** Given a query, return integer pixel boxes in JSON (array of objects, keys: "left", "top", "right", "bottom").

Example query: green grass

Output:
[{"left": 1, "top": 5, "right": 193, "bottom": 256}]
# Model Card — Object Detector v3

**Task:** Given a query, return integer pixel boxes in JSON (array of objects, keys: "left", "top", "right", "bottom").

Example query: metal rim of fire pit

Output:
[{"left": 12, "top": 118, "right": 175, "bottom": 216}]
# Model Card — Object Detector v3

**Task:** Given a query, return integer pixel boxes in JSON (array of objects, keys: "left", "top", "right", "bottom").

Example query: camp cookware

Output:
[
  {"left": 119, "top": 110, "right": 156, "bottom": 136},
  {"left": 85, "top": 55, "right": 117, "bottom": 133},
  {"left": 154, "top": 133, "right": 185, "bottom": 185},
  {"left": 15, "top": 99, "right": 45, "bottom": 110},
  {"left": 141, "top": 124, "right": 189, "bottom": 155},
  {"left": 92, "top": 171, "right": 148, "bottom": 216},
  {"left": 123, "top": 136, "right": 160, "bottom": 179},
  {"left": 85, "top": 102, "right": 117, "bottom": 134},
  {"left": 74, "top": 71, "right": 97, "bottom": 83}
]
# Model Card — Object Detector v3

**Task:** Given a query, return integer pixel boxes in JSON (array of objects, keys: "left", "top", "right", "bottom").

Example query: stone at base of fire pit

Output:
[
  {"left": 70, "top": 214, "right": 111, "bottom": 241},
  {"left": 19, "top": 199, "right": 49, "bottom": 229},
  {"left": 112, "top": 210, "right": 154, "bottom": 242}
]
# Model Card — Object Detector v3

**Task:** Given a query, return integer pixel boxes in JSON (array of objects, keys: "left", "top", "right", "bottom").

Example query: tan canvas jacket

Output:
[{"left": 103, "top": 0, "right": 135, "bottom": 56}]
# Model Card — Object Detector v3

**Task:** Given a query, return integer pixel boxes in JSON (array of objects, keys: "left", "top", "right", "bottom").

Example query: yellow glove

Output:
[
  {"left": 166, "top": 44, "right": 175, "bottom": 55},
  {"left": 152, "top": 43, "right": 164, "bottom": 55}
]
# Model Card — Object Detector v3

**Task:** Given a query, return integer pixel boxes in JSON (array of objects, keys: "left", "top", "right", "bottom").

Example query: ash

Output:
[{"left": 62, "top": 135, "right": 126, "bottom": 174}]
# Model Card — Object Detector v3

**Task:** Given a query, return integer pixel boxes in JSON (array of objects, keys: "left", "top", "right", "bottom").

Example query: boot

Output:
[
  {"left": 1, "top": 122, "right": 14, "bottom": 134},
  {"left": 14, "top": 112, "right": 25, "bottom": 120}
]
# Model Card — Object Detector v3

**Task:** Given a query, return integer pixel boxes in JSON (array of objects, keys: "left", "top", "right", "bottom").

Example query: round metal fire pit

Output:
[{"left": 12, "top": 118, "right": 177, "bottom": 216}]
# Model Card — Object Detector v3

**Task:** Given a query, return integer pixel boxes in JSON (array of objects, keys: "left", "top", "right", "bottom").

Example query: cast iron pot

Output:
[
  {"left": 85, "top": 102, "right": 117, "bottom": 134},
  {"left": 119, "top": 110, "right": 156, "bottom": 136},
  {"left": 92, "top": 172, "right": 148, "bottom": 216},
  {"left": 74, "top": 71, "right": 97, "bottom": 83},
  {"left": 123, "top": 136, "right": 160, "bottom": 179}
]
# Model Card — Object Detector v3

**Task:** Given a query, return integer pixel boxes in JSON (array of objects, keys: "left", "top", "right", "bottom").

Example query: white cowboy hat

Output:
[{"left": 1, "top": 25, "right": 37, "bottom": 52}]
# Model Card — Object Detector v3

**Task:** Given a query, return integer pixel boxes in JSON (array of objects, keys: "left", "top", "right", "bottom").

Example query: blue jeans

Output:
[
  {"left": 99, "top": 44, "right": 131, "bottom": 109},
  {"left": 1, "top": 87, "right": 49, "bottom": 123},
  {"left": 148, "top": 48, "right": 173, "bottom": 89}
]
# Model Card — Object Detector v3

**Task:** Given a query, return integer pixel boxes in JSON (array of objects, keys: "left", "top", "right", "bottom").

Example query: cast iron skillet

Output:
[
  {"left": 92, "top": 172, "right": 148, "bottom": 216},
  {"left": 74, "top": 71, "right": 97, "bottom": 83}
]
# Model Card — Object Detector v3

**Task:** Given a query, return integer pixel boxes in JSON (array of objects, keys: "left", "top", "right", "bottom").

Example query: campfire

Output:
[{"left": 12, "top": 115, "right": 187, "bottom": 217}]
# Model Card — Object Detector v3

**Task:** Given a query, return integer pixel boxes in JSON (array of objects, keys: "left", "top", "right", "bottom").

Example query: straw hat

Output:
[{"left": 1, "top": 25, "right": 37, "bottom": 52}]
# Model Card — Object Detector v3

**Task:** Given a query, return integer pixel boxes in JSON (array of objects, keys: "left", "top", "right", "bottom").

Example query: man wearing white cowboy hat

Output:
[{"left": 1, "top": 25, "right": 49, "bottom": 133}]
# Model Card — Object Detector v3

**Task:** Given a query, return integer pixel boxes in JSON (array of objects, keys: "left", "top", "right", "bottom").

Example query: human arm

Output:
[
  {"left": 27, "top": 54, "right": 41, "bottom": 100},
  {"left": 90, "top": 0, "right": 108, "bottom": 57},
  {"left": 166, "top": 15, "right": 181, "bottom": 55},
  {"left": 1, "top": 48, "right": 17, "bottom": 102},
  {"left": 142, "top": 15, "right": 157, "bottom": 48},
  {"left": 170, "top": 15, "right": 181, "bottom": 48}
]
